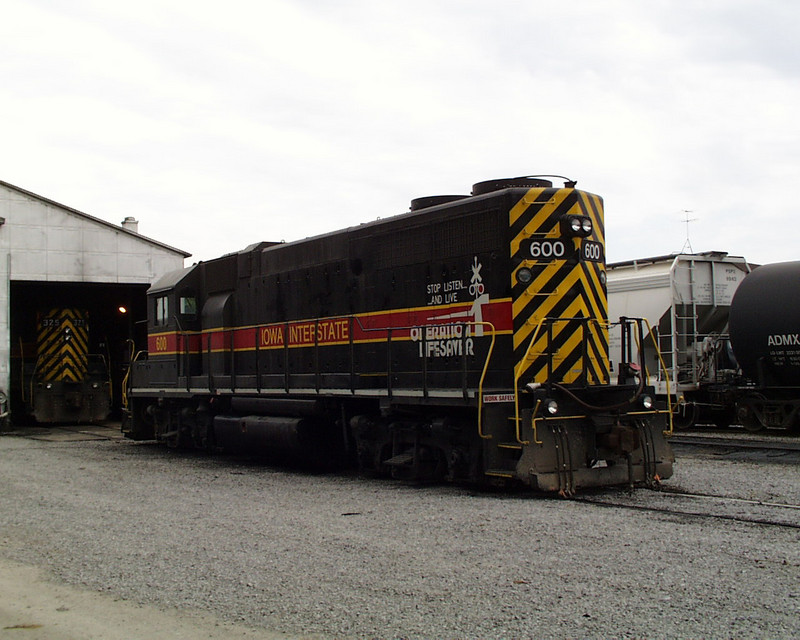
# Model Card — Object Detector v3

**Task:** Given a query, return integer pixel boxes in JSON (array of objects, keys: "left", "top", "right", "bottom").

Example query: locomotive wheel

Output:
[
  {"left": 738, "top": 400, "right": 765, "bottom": 433},
  {"left": 125, "top": 399, "right": 155, "bottom": 440},
  {"left": 191, "top": 406, "right": 215, "bottom": 452},
  {"left": 386, "top": 445, "right": 447, "bottom": 483},
  {"left": 163, "top": 430, "right": 181, "bottom": 449},
  {"left": 741, "top": 414, "right": 764, "bottom": 432}
]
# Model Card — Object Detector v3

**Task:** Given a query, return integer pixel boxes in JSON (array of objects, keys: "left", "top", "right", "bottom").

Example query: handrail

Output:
[
  {"left": 121, "top": 369, "right": 129, "bottom": 410},
  {"left": 514, "top": 316, "right": 666, "bottom": 442},
  {"left": 530, "top": 399, "right": 543, "bottom": 445},
  {"left": 146, "top": 314, "right": 498, "bottom": 410},
  {"left": 630, "top": 323, "right": 650, "bottom": 386},
  {"left": 92, "top": 352, "right": 113, "bottom": 406},
  {"left": 643, "top": 317, "right": 674, "bottom": 435},
  {"left": 28, "top": 356, "right": 41, "bottom": 407},
  {"left": 121, "top": 348, "right": 148, "bottom": 411},
  {"left": 472, "top": 322, "right": 497, "bottom": 440},
  {"left": 512, "top": 315, "right": 595, "bottom": 444},
  {"left": 354, "top": 316, "right": 497, "bottom": 405},
  {"left": 513, "top": 318, "right": 546, "bottom": 445}
]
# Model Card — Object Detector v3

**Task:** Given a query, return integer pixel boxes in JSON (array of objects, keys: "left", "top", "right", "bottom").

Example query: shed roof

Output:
[{"left": 0, "top": 179, "right": 191, "bottom": 258}]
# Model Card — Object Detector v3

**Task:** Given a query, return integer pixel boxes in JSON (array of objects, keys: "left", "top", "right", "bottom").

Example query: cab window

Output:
[
  {"left": 179, "top": 296, "right": 197, "bottom": 319},
  {"left": 154, "top": 295, "right": 170, "bottom": 326}
]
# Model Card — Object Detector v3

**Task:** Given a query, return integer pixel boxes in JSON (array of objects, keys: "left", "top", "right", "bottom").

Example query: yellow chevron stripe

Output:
[
  {"left": 587, "top": 193, "right": 605, "bottom": 245},
  {"left": 516, "top": 295, "right": 588, "bottom": 369},
  {"left": 524, "top": 325, "right": 585, "bottom": 384},
  {"left": 510, "top": 189, "right": 572, "bottom": 256},
  {"left": 509, "top": 188, "right": 544, "bottom": 227},
  {"left": 513, "top": 267, "right": 583, "bottom": 350},
  {"left": 511, "top": 260, "right": 569, "bottom": 319},
  {"left": 583, "top": 266, "right": 608, "bottom": 321},
  {"left": 510, "top": 187, "right": 609, "bottom": 387},
  {"left": 589, "top": 323, "right": 609, "bottom": 384},
  {"left": 552, "top": 327, "right": 586, "bottom": 383},
  {"left": 38, "top": 309, "right": 89, "bottom": 382}
]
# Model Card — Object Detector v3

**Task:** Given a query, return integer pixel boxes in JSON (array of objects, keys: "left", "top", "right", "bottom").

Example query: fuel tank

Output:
[{"left": 728, "top": 261, "right": 800, "bottom": 386}]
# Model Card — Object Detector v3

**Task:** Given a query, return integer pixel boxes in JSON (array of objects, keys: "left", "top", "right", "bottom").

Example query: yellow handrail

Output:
[
  {"left": 512, "top": 316, "right": 599, "bottom": 445},
  {"left": 643, "top": 317, "right": 674, "bottom": 435},
  {"left": 529, "top": 399, "right": 543, "bottom": 445},
  {"left": 473, "top": 322, "right": 497, "bottom": 440},
  {"left": 514, "top": 317, "right": 665, "bottom": 444},
  {"left": 512, "top": 318, "right": 546, "bottom": 446},
  {"left": 121, "top": 348, "right": 148, "bottom": 411}
]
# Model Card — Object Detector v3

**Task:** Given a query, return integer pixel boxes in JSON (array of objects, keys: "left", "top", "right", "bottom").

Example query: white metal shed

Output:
[{"left": 0, "top": 180, "right": 190, "bottom": 425}]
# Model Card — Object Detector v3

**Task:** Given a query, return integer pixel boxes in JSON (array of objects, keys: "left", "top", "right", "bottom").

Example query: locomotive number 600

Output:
[
  {"left": 529, "top": 239, "right": 566, "bottom": 260},
  {"left": 582, "top": 240, "right": 604, "bottom": 262}
]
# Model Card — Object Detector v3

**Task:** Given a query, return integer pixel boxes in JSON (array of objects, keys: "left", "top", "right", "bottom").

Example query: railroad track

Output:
[
  {"left": 576, "top": 486, "right": 800, "bottom": 530},
  {"left": 669, "top": 431, "right": 800, "bottom": 451}
]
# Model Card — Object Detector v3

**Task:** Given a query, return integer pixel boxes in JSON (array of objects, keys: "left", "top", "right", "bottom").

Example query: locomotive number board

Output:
[{"left": 519, "top": 238, "right": 604, "bottom": 263}]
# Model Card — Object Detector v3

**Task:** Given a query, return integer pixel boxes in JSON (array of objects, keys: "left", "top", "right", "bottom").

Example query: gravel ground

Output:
[{"left": 1, "top": 428, "right": 799, "bottom": 639}]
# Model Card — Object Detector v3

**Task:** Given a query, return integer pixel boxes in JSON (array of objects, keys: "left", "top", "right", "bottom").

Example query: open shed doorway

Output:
[{"left": 10, "top": 281, "right": 149, "bottom": 425}]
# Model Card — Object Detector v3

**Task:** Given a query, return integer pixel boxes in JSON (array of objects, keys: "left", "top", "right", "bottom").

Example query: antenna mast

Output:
[{"left": 680, "top": 210, "right": 696, "bottom": 254}]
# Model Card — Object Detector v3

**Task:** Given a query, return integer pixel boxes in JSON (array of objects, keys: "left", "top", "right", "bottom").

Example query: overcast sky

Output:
[{"left": 2, "top": 0, "right": 798, "bottom": 266}]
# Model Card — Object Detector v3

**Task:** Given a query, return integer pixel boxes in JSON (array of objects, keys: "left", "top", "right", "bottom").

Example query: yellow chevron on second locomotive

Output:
[{"left": 37, "top": 308, "right": 90, "bottom": 382}]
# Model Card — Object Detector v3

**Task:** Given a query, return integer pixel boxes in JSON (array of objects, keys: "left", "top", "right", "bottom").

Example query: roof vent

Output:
[
  {"left": 410, "top": 195, "right": 469, "bottom": 211},
  {"left": 121, "top": 216, "right": 139, "bottom": 233},
  {"left": 471, "top": 177, "right": 555, "bottom": 196}
]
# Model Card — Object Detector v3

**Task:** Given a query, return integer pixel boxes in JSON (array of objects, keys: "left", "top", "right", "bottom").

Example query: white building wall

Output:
[
  {"left": 3, "top": 187, "right": 184, "bottom": 283},
  {"left": 0, "top": 182, "right": 188, "bottom": 405}
]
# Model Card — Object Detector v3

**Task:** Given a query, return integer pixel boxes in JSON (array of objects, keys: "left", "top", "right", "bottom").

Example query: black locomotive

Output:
[
  {"left": 125, "top": 176, "right": 673, "bottom": 494},
  {"left": 21, "top": 307, "right": 111, "bottom": 423}
]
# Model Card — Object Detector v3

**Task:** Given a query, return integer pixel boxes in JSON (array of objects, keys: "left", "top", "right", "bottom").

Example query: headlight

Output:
[
  {"left": 516, "top": 267, "right": 533, "bottom": 285},
  {"left": 562, "top": 215, "right": 593, "bottom": 237},
  {"left": 641, "top": 395, "right": 654, "bottom": 410},
  {"left": 545, "top": 399, "right": 559, "bottom": 415}
]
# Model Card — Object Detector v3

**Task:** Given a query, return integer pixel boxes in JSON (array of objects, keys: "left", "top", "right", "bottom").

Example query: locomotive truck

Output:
[{"left": 124, "top": 176, "right": 674, "bottom": 494}]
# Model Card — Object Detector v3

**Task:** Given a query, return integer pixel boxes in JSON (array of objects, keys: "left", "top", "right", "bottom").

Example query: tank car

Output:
[
  {"left": 22, "top": 308, "right": 112, "bottom": 423},
  {"left": 729, "top": 261, "right": 800, "bottom": 431},
  {"left": 124, "top": 176, "right": 674, "bottom": 494}
]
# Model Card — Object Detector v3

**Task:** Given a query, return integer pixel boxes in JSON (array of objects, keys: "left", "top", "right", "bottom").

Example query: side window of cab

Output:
[
  {"left": 154, "top": 295, "right": 170, "bottom": 327},
  {"left": 179, "top": 295, "right": 197, "bottom": 320}
]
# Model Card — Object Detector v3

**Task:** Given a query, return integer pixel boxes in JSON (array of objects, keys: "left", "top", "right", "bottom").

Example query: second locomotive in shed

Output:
[
  {"left": 21, "top": 307, "right": 111, "bottom": 424},
  {"left": 125, "top": 176, "right": 673, "bottom": 494}
]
